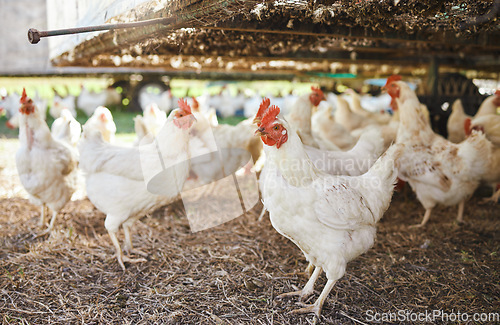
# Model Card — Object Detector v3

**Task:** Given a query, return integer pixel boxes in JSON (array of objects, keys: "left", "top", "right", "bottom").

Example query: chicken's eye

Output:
[{"left": 273, "top": 125, "right": 280, "bottom": 131}]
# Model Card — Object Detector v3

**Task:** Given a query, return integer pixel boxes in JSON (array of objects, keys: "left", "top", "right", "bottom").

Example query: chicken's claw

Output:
[
  {"left": 119, "top": 255, "right": 147, "bottom": 271},
  {"left": 125, "top": 248, "right": 148, "bottom": 257},
  {"left": 277, "top": 290, "right": 314, "bottom": 302},
  {"left": 479, "top": 194, "right": 500, "bottom": 205},
  {"left": 33, "top": 228, "right": 52, "bottom": 239},
  {"left": 289, "top": 303, "right": 322, "bottom": 319}
]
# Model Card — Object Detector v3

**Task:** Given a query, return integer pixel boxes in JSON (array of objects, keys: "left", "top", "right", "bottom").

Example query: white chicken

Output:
[
  {"left": 15, "top": 89, "right": 79, "bottom": 234},
  {"left": 386, "top": 75, "right": 492, "bottom": 227},
  {"left": 141, "top": 103, "right": 167, "bottom": 135},
  {"left": 256, "top": 98, "right": 384, "bottom": 224},
  {"left": 334, "top": 95, "right": 376, "bottom": 132},
  {"left": 467, "top": 115, "right": 500, "bottom": 203},
  {"left": 468, "top": 114, "right": 500, "bottom": 147},
  {"left": 77, "top": 85, "right": 121, "bottom": 117},
  {"left": 446, "top": 99, "right": 471, "bottom": 143},
  {"left": 311, "top": 101, "right": 355, "bottom": 150},
  {"left": 5, "top": 91, "right": 47, "bottom": 129},
  {"left": 304, "top": 128, "right": 385, "bottom": 176},
  {"left": 51, "top": 108, "right": 82, "bottom": 147},
  {"left": 78, "top": 99, "right": 196, "bottom": 270},
  {"left": 139, "top": 88, "right": 176, "bottom": 113},
  {"left": 191, "top": 96, "right": 218, "bottom": 127},
  {"left": 189, "top": 113, "right": 261, "bottom": 185},
  {"left": 255, "top": 100, "right": 400, "bottom": 317},
  {"left": 50, "top": 93, "right": 76, "bottom": 119},
  {"left": 285, "top": 86, "right": 325, "bottom": 148},
  {"left": 209, "top": 87, "right": 245, "bottom": 118},
  {"left": 344, "top": 89, "right": 392, "bottom": 124},
  {"left": 133, "top": 103, "right": 169, "bottom": 146},
  {"left": 84, "top": 106, "right": 117, "bottom": 143},
  {"left": 475, "top": 90, "right": 500, "bottom": 117}
]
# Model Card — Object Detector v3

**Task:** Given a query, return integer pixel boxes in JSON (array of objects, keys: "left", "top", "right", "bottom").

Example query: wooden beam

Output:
[{"left": 203, "top": 23, "right": 500, "bottom": 50}]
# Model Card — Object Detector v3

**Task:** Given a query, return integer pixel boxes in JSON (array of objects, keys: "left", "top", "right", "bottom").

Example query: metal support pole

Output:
[{"left": 28, "top": 17, "right": 175, "bottom": 44}]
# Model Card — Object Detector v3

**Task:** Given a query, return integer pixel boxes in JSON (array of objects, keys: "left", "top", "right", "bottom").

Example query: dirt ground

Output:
[{"left": 0, "top": 138, "right": 499, "bottom": 324}]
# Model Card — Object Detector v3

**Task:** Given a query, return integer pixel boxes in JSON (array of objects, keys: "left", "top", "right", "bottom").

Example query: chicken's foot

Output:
[
  {"left": 409, "top": 208, "right": 432, "bottom": 228},
  {"left": 109, "top": 230, "right": 147, "bottom": 271},
  {"left": 481, "top": 188, "right": 500, "bottom": 204},
  {"left": 35, "top": 210, "right": 58, "bottom": 237},
  {"left": 289, "top": 279, "right": 336, "bottom": 318},
  {"left": 278, "top": 266, "right": 321, "bottom": 302},
  {"left": 123, "top": 222, "right": 148, "bottom": 257}
]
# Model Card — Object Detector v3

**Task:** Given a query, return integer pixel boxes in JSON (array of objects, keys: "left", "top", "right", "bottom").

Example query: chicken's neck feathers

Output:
[
  {"left": 396, "top": 96, "right": 434, "bottom": 144},
  {"left": 265, "top": 122, "right": 319, "bottom": 187},
  {"left": 18, "top": 112, "right": 52, "bottom": 149}
]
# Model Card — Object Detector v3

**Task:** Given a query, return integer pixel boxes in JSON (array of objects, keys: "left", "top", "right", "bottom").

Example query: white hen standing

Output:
[
  {"left": 256, "top": 100, "right": 400, "bottom": 318},
  {"left": 78, "top": 99, "right": 195, "bottom": 270},
  {"left": 15, "top": 89, "right": 79, "bottom": 234},
  {"left": 84, "top": 106, "right": 117, "bottom": 143},
  {"left": 386, "top": 75, "right": 492, "bottom": 227}
]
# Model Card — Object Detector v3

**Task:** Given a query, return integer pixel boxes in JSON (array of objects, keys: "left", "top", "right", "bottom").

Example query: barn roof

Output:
[{"left": 50, "top": 0, "right": 500, "bottom": 80}]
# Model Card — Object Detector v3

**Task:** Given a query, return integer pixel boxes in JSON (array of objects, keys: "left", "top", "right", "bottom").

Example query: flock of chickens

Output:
[{"left": 7, "top": 76, "right": 500, "bottom": 318}]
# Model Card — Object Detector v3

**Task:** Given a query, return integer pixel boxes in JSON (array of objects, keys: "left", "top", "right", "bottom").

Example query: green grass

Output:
[
  {"left": 218, "top": 115, "right": 246, "bottom": 125},
  {"left": 0, "top": 115, "right": 19, "bottom": 138}
]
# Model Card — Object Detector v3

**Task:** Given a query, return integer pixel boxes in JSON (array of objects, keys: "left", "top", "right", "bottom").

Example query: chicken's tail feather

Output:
[
  {"left": 359, "top": 143, "right": 403, "bottom": 222},
  {"left": 365, "top": 143, "right": 402, "bottom": 184},
  {"left": 461, "top": 130, "right": 492, "bottom": 180}
]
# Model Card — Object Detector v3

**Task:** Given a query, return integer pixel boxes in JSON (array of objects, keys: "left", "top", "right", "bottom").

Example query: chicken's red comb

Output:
[
  {"left": 177, "top": 98, "right": 192, "bottom": 115},
  {"left": 495, "top": 89, "right": 500, "bottom": 96},
  {"left": 311, "top": 86, "right": 324, "bottom": 96},
  {"left": 20, "top": 88, "right": 28, "bottom": 104},
  {"left": 464, "top": 117, "right": 472, "bottom": 136},
  {"left": 384, "top": 75, "right": 402, "bottom": 88},
  {"left": 260, "top": 105, "right": 280, "bottom": 127},
  {"left": 253, "top": 97, "right": 271, "bottom": 125}
]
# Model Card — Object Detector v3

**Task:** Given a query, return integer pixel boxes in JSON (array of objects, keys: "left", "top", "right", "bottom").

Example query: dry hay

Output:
[{"left": 0, "top": 185, "right": 499, "bottom": 324}]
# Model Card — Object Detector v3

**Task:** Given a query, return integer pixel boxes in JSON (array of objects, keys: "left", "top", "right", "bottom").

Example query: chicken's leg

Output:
[
  {"left": 35, "top": 210, "right": 58, "bottom": 237},
  {"left": 456, "top": 200, "right": 465, "bottom": 223},
  {"left": 39, "top": 203, "right": 46, "bottom": 226},
  {"left": 482, "top": 187, "right": 500, "bottom": 204},
  {"left": 108, "top": 230, "right": 146, "bottom": 271},
  {"left": 122, "top": 221, "right": 148, "bottom": 257},
  {"left": 409, "top": 208, "right": 432, "bottom": 228},
  {"left": 290, "top": 279, "right": 336, "bottom": 318},
  {"left": 257, "top": 207, "right": 267, "bottom": 222},
  {"left": 278, "top": 266, "right": 322, "bottom": 302},
  {"left": 304, "top": 262, "right": 314, "bottom": 277},
  {"left": 46, "top": 210, "right": 58, "bottom": 232}
]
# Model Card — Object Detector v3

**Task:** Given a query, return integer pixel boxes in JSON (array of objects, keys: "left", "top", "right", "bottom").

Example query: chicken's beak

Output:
[{"left": 254, "top": 127, "right": 266, "bottom": 137}]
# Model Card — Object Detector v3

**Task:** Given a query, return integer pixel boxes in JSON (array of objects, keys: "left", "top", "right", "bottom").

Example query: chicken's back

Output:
[
  {"left": 16, "top": 136, "right": 78, "bottom": 211},
  {"left": 398, "top": 131, "right": 490, "bottom": 209},
  {"left": 447, "top": 99, "right": 468, "bottom": 143}
]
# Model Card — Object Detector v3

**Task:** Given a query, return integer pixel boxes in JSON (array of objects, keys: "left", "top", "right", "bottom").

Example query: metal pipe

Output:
[{"left": 28, "top": 17, "right": 175, "bottom": 44}]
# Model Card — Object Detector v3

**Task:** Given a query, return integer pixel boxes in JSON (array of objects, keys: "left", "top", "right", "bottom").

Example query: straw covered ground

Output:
[{"left": 0, "top": 138, "right": 499, "bottom": 324}]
